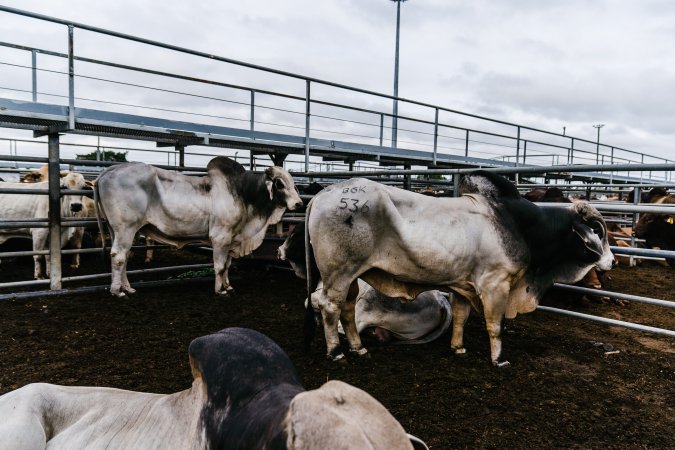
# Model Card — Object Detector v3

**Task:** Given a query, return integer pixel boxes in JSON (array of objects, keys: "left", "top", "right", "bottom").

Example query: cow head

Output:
[
  {"left": 265, "top": 167, "right": 304, "bottom": 211},
  {"left": 635, "top": 213, "right": 675, "bottom": 250},
  {"left": 570, "top": 202, "right": 614, "bottom": 271},
  {"left": 59, "top": 172, "right": 88, "bottom": 214}
]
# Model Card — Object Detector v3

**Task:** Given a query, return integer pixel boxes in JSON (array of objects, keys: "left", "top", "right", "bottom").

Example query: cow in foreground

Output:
[
  {"left": 0, "top": 172, "right": 88, "bottom": 278},
  {"left": 96, "top": 157, "right": 303, "bottom": 297},
  {"left": 278, "top": 224, "right": 453, "bottom": 346},
  {"left": 306, "top": 172, "right": 614, "bottom": 367},
  {"left": 0, "top": 327, "right": 426, "bottom": 450}
]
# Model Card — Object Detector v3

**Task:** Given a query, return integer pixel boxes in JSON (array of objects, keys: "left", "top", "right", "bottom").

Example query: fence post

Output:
[
  {"left": 250, "top": 90, "right": 255, "bottom": 135},
  {"left": 464, "top": 129, "right": 469, "bottom": 157},
  {"left": 31, "top": 49, "right": 38, "bottom": 102},
  {"left": 629, "top": 186, "right": 641, "bottom": 267},
  {"left": 48, "top": 133, "right": 62, "bottom": 290},
  {"left": 379, "top": 114, "right": 384, "bottom": 147},
  {"left": 569, "top": 138, "right": 575, "bottom": 164},
  {"left": 432, "top": 108, "right": 439, "bottom": 166},
  {"left": 515, "top": 126, "right": 521, "bottom": 184},
  {"left": 67, "top": 25, "right": 75, "bottom": 130},
  {"left": 304, "top": 80, "right": 311, "bottom": 172}
]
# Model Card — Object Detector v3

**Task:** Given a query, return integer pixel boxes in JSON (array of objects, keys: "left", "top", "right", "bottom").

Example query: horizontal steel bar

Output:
[
  {"left": 553, "top": 283, "right": 675, "bottom": 308},
  {"left": 0, "top": 276, "right": 213, "bottom": 301},
  {"left": 0, "top": 263, "right": 212, "bottom": 289},
  {"left": 609, "top": 246, "right": 675, "bottom": 259},
  {"left": 538, "top": 202, "right": 675, "bottom": 214},
  {"left": 537, "top": 305, "right": 675, "bottom": 337}
]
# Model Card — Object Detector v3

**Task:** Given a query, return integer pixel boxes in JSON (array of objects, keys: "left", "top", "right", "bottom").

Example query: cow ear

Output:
[
  {"left": 59, "top": 171, "right": 69, "bottom": 178},
  {"left": 573, "top": 222, "right": 603, "bottom": 258},
  {"left": 667, "top": 216, "right": 674, "bottom": 225},
  {"left": 264, "top": 168, "right": 274, "bottom": 200}
]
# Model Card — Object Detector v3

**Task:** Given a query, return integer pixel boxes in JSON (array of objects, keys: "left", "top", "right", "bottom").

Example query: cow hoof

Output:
[
  {"left": 111, "top": 291, "right": 127, "bottom": 298},
  {"left": 327, "top": 352, "right": 346, "bottom": 363},
  {"left": 350, "top": 347, "right": 370, "bottom": 358},
  {"left": 122, "top": 287, "right": 136, "bottom": 295},
  {"left": 493, "top": 360, "right": 511, "bottom": 369},
  {"left": 216, "top": 289, "right": 233, "bottom": 297},
  {"left": 452, "top": 347, "right": 467, "bottom": 355}
]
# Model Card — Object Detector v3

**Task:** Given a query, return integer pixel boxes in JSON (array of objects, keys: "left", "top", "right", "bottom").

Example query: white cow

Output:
[
  {"left": 0, "top": 172, "right": 88, "bottom": 279},
  {"left": 96, "top": 157, "right": 303, "bottom": 297},
  {"left": 306, "top": 172, "right": 615, "bottom": 366},
  {"left": 0, "top": 328, "right": 427, "bottom": 450}
]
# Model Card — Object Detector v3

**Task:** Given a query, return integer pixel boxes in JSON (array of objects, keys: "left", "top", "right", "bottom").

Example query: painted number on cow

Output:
[
  {"left": 338, "top": 198, "right": 369, "bottom": 213},
  {"left": 342, "top": 186, "right": 366, "bottom": 194}
]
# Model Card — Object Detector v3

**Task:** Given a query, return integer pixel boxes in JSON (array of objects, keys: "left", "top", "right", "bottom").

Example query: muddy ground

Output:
[{"left": 0, "top": 248, "right": 673, "bottom": 449}]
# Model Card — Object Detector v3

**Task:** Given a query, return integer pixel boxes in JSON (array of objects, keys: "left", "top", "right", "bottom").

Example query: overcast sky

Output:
[{"left": 1, "top": 0, "right": 674, "bottom": 165}]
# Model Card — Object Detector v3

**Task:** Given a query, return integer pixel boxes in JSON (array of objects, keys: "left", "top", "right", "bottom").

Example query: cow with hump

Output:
[
  {"left": 0, "top": 170, "right": 89, "bottom": 279},
  {"left": 96, "top": 156, "right": 303, "bottom": 297},
  {"left": 306, "top": 171, "right": 614, "bottom": 367},
  {"left": 0, "top": 327, "right": 426, "bottom": 450}
]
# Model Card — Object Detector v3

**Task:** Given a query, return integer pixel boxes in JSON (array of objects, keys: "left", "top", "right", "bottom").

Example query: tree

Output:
[{"left": 76, "top": 150, "right": 128, "bottom": 162}]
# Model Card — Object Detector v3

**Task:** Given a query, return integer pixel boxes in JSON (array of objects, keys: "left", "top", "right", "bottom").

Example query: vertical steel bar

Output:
[
  {"left": 464, "top": 129, "right": 469, "bottom": 157},
  {"left": 67, "top": 25, "right": 75, "bottom": 129},
  {"left": 304, "top": 80, "right": 311, "bottom": 172},
  {"left": 250, "top": 90, "right": 255, "bottom": 134},
  {"left": 31, "top": 49, "right": 37, "bottom": 102},
  {"left": 515, "top": 126, "right": 521, "bottom": 183},
  {"left": 47, "top": 133, "right": 62, "bottom": 290},
  {"left": 570, "top": 138, "right": 575, "bottom": 164},
  {"left": 629, "top": 186, "right": 640, "bottom": 267},
  {"left": 432, "top": 108, "right": 439, "bottom": 166},
  {"left": 379, "top": 113, "right": 384, "bottom": 147},
  {"left": 523, "top": 140, "right": 527, "bottom": 165}
]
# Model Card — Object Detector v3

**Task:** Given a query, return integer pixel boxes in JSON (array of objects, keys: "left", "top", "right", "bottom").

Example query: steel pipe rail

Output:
[
  {"left": 537, "top": 306, "right": 675, "bottom": 338},
  {"left": 0, "top": 263, "right": 212, "bottom": 289},
  {"left": 553, "top": 283, "right": 675, "bottom": 309}
]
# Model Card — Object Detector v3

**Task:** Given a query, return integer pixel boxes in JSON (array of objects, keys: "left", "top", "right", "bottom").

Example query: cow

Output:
[
  {"left": 630, "top": 188, "right": 674, "bottom": 267},
  {"left": 626, "top": 186, "right": 669, "bottom": 204},
  {"left": 0, "top": 172, "right": 88, "bottom": 279},
  {"left": 96, "top": 157, "right": 303, "bottom": 297},
  {"left": 635, "top": 213, "right": 675, "bottom": 267},
  {"left": 305, "top": 171, "right": 614, "bottom": 367},
  {"left": 0, "top": 328, "right": 426, "bottom": 450},
  {"left": 278, "top": 224, "right": 452, "bottom": 346}
]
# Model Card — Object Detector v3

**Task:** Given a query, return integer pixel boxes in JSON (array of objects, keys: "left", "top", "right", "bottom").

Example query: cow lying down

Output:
[
  {"left": 0, "top": 328, "right": 427, "bottom": 450},
  {"left": 332, "top": 280, "right": 452, "bottom": 345},
  {"left": 279, "top": 224, "right": 452, "bottom": 346},
  {"left": 305, "top": 171, "right": 614, "bottom": 367}
]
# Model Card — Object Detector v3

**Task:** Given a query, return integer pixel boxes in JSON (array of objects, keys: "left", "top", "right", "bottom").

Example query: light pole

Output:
[
  {"left": 593, "top": 124, "right": 604, "bottom": 164},
  {"left": 390, "top": 0, "right": 407, "bottom": 148}
]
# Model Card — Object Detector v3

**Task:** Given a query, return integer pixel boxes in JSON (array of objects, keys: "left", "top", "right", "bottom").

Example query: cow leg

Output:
[
  {"left": 340, "top": 281, "right": 368, "bottom": 357},
  {"left": 450, "top": 294, "right": 471, "bottom": 355},
  {"left": 314, "top": 282, "right": 351, "bottom": 361},
  {"left": 110, "top": 229, "right": 136, "bottom": 297},
  {"left": 481, "top": 283, "right": 510, "bottom": 368},
  {"left": 70, "top": 227, "right": 84, "bottom": 269},
  {"left": 144, "top": 237, "right": 154, "bottom": 264},
  {"left": 31, "top": 229, "right": 48, "bottom": 280},
  {"left": 212, "top": 245, "right": 234, "bottom": 295}
]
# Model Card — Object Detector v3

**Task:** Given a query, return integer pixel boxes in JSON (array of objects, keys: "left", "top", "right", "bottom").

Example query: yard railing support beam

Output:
[{"left": 48, "top": 133, "right": 62, "bottom": 290}]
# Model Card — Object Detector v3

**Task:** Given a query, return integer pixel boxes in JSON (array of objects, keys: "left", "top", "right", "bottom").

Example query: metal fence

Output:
[{"left": 0, "top": 6, "right": 673, "bottom": 339}]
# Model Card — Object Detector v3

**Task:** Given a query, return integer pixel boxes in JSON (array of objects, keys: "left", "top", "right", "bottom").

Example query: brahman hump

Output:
[
  {"left": 0, "top": 328, "right": 426, "bottom": 450},
  {"left": 96, "top": 157, "right": 303, "bottom": 297},
  {"left": 305, "top": 171, "right": 614, "bottom": 366}
]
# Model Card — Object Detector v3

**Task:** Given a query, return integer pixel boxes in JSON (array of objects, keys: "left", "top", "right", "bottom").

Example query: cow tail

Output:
[
  {"left": 302, "top": 199, "right": 316, "bottom": 353},
  {"left": 93, "top": 178, "right": 112, "bottom": 265}
]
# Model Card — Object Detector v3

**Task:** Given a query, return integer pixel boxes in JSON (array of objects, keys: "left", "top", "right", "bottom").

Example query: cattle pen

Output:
[{"left": 1, "top": 6, "right": 674, "bottom": 449}]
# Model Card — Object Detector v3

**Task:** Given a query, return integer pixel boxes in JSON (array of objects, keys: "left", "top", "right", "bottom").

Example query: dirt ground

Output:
[{"left": 0, "top": 248, "right": 674, "bottom": 449}]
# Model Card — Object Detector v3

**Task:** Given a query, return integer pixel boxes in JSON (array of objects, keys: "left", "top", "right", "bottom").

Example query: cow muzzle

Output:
[{"left": 70, "top": 202, "right": 83, "bottom": 213}]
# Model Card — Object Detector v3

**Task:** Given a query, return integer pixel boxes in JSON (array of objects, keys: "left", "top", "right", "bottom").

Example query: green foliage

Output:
[
  {"left": 76, "top": 150, "right": 128, "bottom": 162},
  {"left": 415, "top": 174, "right": 446, "bottom": 180}
]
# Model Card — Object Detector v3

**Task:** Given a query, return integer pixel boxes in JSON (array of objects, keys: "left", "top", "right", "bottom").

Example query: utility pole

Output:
[{"left": 390, "top": 0, "right": 407, "bottom": 148}]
